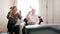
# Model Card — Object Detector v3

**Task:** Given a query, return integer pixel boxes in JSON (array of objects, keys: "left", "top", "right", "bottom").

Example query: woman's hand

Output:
[{"left": 9, "top": 10, "right": 12, "bottom": 17}]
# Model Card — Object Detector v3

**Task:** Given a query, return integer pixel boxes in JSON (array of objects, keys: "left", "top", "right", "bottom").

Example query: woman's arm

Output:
[
  {"left": 26, "top": 11, "right": 31, "bottom": 17},
  {"left": 26, "top": 11, "right": 31, "bottom": 20},
  {"left": 7, "top": 11, "right": 13, "bottom": 19}
]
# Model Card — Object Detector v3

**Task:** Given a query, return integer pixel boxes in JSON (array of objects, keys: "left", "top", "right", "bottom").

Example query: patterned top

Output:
[{"left": 7, "top": 12, "right": 22, "bottom": 24}]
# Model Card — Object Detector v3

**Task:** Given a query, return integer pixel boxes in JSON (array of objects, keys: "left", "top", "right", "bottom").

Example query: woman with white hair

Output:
[{"left": 26, "top": 9, "right": 39, "bottom": 25}]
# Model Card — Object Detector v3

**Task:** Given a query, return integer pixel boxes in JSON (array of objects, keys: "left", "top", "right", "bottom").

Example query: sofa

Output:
[{"left": 25, "top": 25, "right": 60, "bottom": 34}]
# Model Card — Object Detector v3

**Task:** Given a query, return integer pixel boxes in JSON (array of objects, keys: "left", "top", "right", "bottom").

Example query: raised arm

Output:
[
  {"left": 7, "top": 11, "right": 12, "bottom": 19},
  {"left": 26, "top": 11, "right": 31, "bottom": 18}
]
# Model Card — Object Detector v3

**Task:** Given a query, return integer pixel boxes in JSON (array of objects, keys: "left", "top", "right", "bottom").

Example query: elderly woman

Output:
[
  {"left": 22, "top": 9, "right": 39, "bottom": 34},
  {"left": 26, "top": 9, "right": 39, "bottom": 25},
  {"left": 7, "top": 6, "right": 22, "bottom": 34}
]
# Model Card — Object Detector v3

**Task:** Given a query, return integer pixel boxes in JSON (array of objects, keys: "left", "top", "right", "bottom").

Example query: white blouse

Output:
[{"left": 28, "top": 13, "right": 39, "bottom": 25}]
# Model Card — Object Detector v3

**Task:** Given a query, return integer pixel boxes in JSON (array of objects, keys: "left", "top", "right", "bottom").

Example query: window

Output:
[{"left": 17, "top": 0, "right": 39, "bottom": 19}]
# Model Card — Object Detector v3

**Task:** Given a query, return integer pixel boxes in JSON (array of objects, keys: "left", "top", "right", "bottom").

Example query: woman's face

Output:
[
  {"left": 32, "top": 9, "right": 35, "bottom": 14},
  {"left": 13, "top": 7, "right": 17, "bottom": 11},
  {"left": 12, "top": 7, "right": 17, "bottom": 14}
]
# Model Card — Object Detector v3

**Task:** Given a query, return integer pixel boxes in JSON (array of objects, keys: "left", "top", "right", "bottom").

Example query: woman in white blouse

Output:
[{"left": 26, "top": 9, "right": 39, "bottom": 25}]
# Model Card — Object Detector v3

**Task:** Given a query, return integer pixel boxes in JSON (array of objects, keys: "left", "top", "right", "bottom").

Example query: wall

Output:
[
  {"left": 54, "top": 0, "right": 60, "bottom": 24},
  {"left": 0, "top": 0, "right": 15, "bottom": 32},
  {"left": 0, "top": 0, "right": 9, "bottom": 32},
  {"left": 47, "top": 0, "right": 60, "bottom": 24},
  {"left": 41, "top": 0, "right": 60, "bottom": 24},
  {"left": 47, "top": 0, "right": 54, "bottom": 24},
  {"left": 40, "top": 0, "right": 47, "bottom": 24}
]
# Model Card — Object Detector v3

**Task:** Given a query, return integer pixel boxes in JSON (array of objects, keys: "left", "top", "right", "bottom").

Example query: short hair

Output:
[
  {"left": 12, "top": 6, "right": 17, "bottom": 10},
  {"left": 10, "top": 7, "right": 13, "bottom": 9},
  {"left": 10, "top": 6, "right": 17, "bottom": 10}
]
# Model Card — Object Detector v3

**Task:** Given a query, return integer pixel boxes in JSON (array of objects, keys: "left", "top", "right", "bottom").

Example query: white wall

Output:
[
  {"left": 40, "top": 0, "right": 60, "bottom": 24},
  {"left": 54, "top": 0, "right": 60, "bottom": 24},
  {"left": 0, "top": 0, "right": 15, "bottom": 32},
  {"left": 47, "top": 0, "right": 60, "bottom": 24},
  {"left": 0, "top": 0, "right": 9, "bottom": 32},
  {"left": 47, "top": 0, "right": 54, "bottom": 24},
  {"left": 40, "top": 0, "right": 47, "bottom": 24}
]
